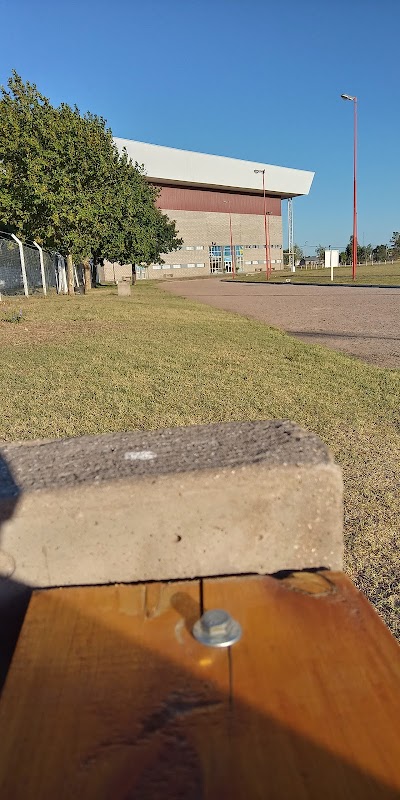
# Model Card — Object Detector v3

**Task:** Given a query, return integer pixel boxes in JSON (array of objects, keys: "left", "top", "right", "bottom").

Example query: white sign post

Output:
[{"left": 325, "top": 249, "right": 339, "bottom": 281}]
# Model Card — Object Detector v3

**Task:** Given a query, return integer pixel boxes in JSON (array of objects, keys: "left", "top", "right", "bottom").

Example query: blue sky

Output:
[{"left": 1, "top": 0, "right": 399, "bottom": 252}]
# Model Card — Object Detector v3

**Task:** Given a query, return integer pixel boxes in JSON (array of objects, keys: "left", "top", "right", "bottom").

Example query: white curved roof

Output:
[{"left": 114, "top": 138, "right": 314, "bottom": 198}]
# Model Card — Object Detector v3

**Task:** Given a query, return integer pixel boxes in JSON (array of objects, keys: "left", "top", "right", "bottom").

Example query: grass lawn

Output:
[
  {"left": 234, "top": 261, "right": 400, "bottom": 285},
  {"left": 1, "top": 285, "right": 399, "bottom": 636}
]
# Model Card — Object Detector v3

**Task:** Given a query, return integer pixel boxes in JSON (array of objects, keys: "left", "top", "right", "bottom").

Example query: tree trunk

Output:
[
  {"left": 66, "top": 254, "right": 74, "bottom": 296},
  {"left": 91, "top": 259, "right": 97, "bottom": 287},
  {"left": 83, "top": 259, "right": 92, "bottom": 294}
]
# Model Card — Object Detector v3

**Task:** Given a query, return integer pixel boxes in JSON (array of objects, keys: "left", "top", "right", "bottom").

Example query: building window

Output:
[
  {"left": 195, "top": 245, "right": 204, "bottom": 250},
  {"left": 162, "top": 264, "right": 170, "bottom": 269},
  {"left": 223, "top": 245, "right": 233, "bottom": 273},
  {"left": 187, "top": 263, "right": 195, "bottom": 268},
  {"left": 172, "top": 264, "right": 181, "bottom": 269},
  {"left": 196, "top": 263, "right": 205, "bottom": 268},
  {"left": 152, "top": 264, "right": 162, "bottom": 270},
  {"left": 209, "top": 243, "right": 279, "bottom": 273},
  {"left": 235, "top": 245, "right": 244, "bottom": 272},
  {"left": 186, "top": 246, "right": 195, "bottom": 251},
  {"left": 210, "top": 245, "right": 223, "bottom": 273}
]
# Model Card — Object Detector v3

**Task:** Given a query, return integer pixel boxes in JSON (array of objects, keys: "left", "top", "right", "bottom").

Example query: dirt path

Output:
[{"left": 163, "top": 278, "right": 400, "bottom": 368}]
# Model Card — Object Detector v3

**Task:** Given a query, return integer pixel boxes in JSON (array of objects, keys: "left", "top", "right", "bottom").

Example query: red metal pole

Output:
[
  {"left": 262, "top": 171, "right": 269, "bottom": 280},
  {"left": 352, "top": 98, "right": 358, "bottom": 281},
  {"left": 266, "top": 213, "right": 271, "bottom": 279},
  {"left": 229, "top": 209, "right": 235, "bottom": 279}
]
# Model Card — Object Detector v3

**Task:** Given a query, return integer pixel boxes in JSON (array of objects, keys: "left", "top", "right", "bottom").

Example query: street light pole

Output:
[
  {"left": 228, "top": 208, "right": 235, "bottom": 279},
  {"left": 223, "top": 199, "right": 236, "bottom": 278},
  {"left": 341, "top": 93, "right": 358, "bottom": 281},
  {"left": 267, "top": 211, "right": 272, "bottom": 277},
  {"left": 254, "top": 168, "right": 271, "bottom": 279}
]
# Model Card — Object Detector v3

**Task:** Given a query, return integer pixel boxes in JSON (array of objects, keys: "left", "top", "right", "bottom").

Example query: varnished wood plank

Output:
[
  {"left": 1, "top": 575, "right": 399, "bottom": 799},
  {"left": 203, "top": 572, "right": 400, "bottom": 798},
  {"left": 0, "top": 582, "right": 229, "bottom": 799}
]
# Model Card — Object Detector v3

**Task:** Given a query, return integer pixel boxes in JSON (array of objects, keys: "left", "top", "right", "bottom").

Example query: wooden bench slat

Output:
[
  {"left": 0, "top": 574, "right": 399, "bottom": 798},
  {"left": 204, "top": 572, "right": 400, "bottom": 797}
]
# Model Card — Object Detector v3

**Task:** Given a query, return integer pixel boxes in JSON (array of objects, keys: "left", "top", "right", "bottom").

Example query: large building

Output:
[{"left": 113, "top": 138, "right": 314, "bottom": 279}]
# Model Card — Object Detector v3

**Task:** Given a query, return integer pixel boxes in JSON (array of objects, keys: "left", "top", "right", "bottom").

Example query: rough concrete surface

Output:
[
  {"left": 163, "top": 278, "right": 400, "bottom": 367},
  {"left": 0, "top": 420, "right": 343, "bottom": 589},
  {"left": 0, "top": 419, "right": 331, "bottom": 494},
  {"left": 117, "top": 279, "right": 131, "bottom": 297}
]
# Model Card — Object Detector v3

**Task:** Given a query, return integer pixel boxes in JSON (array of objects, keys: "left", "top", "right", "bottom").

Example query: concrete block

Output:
[
  {"left": 0, "top": 420, "right": 343, "bottom": 590},
  {"left": 117, "top": 279, "right": 131, "bottom": 296}
]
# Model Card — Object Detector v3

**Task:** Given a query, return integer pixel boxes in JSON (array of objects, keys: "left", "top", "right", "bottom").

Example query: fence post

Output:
[
  {"left": 56, "top": 254, "right": 68, "bottom": 294},
  {"left": 33, "top": 241, "right": 47, "bottom": 296},
  {"left": 10, "top": 234, "right": 28, "bottom": 297},
  {"left": 66, "top": 254, "right": 74, "bottom": 295},
  {"left": 61, "top": 259, "right": 68, "bottom": 293}
]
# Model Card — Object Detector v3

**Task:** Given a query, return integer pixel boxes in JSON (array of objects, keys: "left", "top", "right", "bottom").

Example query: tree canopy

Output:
[
  {"left": 0, "top": 72, "right": 181, "bottom": 269},
  {"left": 283, "top": 243, "right": 303, "bottom": 265},
  {"left": 390, "top": 231, "right": 400, "bottom": 260}
]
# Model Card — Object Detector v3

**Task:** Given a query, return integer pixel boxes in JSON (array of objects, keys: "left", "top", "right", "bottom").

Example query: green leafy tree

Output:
[
  {"left": 0, "top": 74, "right": 56, "bottom": 241},
  {"left": 93, "top": 149, "right": 181, "bottom": 272},
  {"left": 389, "top": 232, "right": 400, "bottom": 259},
  {"left": 345, "top": 236, "right": 372, "bottom": 264},
  {"left": 372, "top": 245, "right": 388, "bottom": 262},
  {"left": 366, "top": 244, "right": 373, "bottom": 260},
  {"left": 0, "top": 72, "right": 181, "bottom": 293},
  {"left": 283, "top": 243, "right": 303, "bottom": 265}
]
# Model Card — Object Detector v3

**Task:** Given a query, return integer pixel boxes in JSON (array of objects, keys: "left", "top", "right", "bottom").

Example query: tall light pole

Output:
[
  {"left": 341, "top": 93, "right": 358, "bottom": 281},
  {"left": 267, "top": 211, "right": 272, "bottom": 275},
  {"left": 223, "top": 199, "right": 235, "bottom": 279},
  {"left": 254, "top": 168, "right": 271, "bottom": 279}
]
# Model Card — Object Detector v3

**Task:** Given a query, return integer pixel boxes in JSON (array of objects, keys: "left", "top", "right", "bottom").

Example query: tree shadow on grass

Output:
[{"left": 291, "top": 330, "right": 400, "bottom": 343}]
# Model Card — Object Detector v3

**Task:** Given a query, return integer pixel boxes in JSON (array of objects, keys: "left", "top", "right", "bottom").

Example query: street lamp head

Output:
[
  {"left": 254, "top": 169, "right": 265, "bottom": 174},
  {"left": 341, "top": 93, "right": 356, "bottom": 101}
]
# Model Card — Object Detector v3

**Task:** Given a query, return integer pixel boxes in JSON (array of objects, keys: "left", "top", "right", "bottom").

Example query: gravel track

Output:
[{"left": 164, "top": 279, "right": 400, "bottom": 368}]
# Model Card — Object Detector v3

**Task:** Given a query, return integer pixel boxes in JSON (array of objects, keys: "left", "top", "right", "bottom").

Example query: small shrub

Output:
[{"left": 2, "top": 308, "right": 23, "bottom": 324}]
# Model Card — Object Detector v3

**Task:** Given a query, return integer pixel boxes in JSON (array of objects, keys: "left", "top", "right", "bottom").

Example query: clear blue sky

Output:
[{"left": 2, "top": 0, "right": 399, "bottom": 252}]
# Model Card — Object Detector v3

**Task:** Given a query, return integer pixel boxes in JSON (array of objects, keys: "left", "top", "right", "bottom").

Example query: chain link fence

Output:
[
  {"left": 0, "top": 235, "right": 25, "bottom": 295},
  {"left": 24, "top": 243, "right": 44, "bottom": 293},
  {"left": 43, "top": 250, "right": 58, "bottom": 291},
  {"left": 0, "top": 232, "right": 66, "bottom": 296}
]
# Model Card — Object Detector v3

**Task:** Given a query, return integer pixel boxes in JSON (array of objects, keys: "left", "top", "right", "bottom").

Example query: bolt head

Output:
[
  {"left": 192, "top": 608, "right": 242, "bottom": 648},
  {"left": 202, "top": 609, "right": 230, "bottom": 634}
]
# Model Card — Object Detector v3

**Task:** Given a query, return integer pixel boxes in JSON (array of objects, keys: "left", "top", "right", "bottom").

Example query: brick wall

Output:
[
  {"left": 98, "top": 206, "right": 284, "bottom": 282},
  {"left": 143, "top": 209, "right": 283, "bottom": 278}
]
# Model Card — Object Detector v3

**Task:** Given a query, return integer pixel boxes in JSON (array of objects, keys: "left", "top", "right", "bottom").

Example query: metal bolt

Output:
[{"left": 192, "top": 608, "right": 242, "bottom": 648}]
